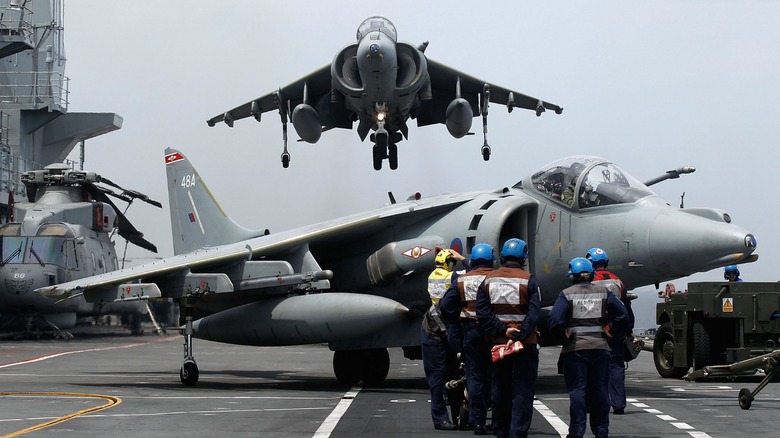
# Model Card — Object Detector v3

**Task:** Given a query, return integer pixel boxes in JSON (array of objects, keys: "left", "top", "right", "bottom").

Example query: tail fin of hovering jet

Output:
[{"left": 164, "top": 148, "right": 266, "bottom": 255}]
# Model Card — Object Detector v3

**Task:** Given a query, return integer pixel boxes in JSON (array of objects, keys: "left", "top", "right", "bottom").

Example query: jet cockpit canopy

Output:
[
  {"left": 356, "top": 16, "right": 397, "bottom": 43},
  {"left": 520, "top": 156, "right": 656, "bottom": 210}
]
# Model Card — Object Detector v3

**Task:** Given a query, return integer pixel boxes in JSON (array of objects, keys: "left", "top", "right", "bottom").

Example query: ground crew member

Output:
[
  {"left": 724, "top": 265, "right": 743, "bottom": 282},
  {"left": 476, "top": 238, "right": 540, "bottom": 438},
  {"left": 586, "top": 247, "right": 634, "bottom": 415},
  {"left": 421, "top": 248, "right": 465, "bottom": 431},
  {"left": 440, "top": 243, "right": 495, "bottom": 435},
  {"left": 548, "top": 257, "right": 628, "bottom": 438},
  {"left": 659, "top": 282, "right": 677, "bottom": 302}
]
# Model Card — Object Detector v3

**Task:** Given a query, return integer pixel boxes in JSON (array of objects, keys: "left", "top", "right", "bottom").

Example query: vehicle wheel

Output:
[
  {"left": 653, "top": 322, "right": 688, "bottom": 378},
  {"left": 692, "top": 322, "right": 713, "bottom": 370},
  {"left": 180, "top": 360, "right": 199, "bottom": 386},
  {"left": 738, "top": 388, "right": 753, "bottom": 410},
  {"left": 388, "top": 144, "right": 398, "bottom": 170},
  {"left": 361, "top": 348, "right": 390, "bottom": 385},
  {"left": 372, "top": 145, "right": 383, "bottom": 171},
  {"left": 333, "top": 350, "right": 362, "bottom": 386}
]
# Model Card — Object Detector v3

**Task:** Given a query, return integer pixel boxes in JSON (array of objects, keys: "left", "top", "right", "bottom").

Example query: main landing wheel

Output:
[
  {"left": 333, "top": 348, "right": 390, "bottom": 386},
  {"left": 372, "top": 145, "right": 384, "bottom": 171},
  {"left": 388, "top": 144, "right": 398, "bottom": 170},
  {"left": 180, "top": 360, "right": 199, "bottom": 386}
]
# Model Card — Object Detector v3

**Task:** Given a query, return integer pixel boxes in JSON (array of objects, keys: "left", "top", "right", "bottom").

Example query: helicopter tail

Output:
[{"left": 164, "top": 148, "right": 265, "bottom": 255}]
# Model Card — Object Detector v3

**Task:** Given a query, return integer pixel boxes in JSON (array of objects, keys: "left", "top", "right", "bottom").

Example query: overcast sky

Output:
[{"left": 61, "top": 1, "right": 779, "bottom": 329}]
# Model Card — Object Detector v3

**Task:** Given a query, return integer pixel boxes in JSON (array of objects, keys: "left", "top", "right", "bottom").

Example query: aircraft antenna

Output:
[{"left": 680, "top": 192, "right": 686, "bottom": 209}]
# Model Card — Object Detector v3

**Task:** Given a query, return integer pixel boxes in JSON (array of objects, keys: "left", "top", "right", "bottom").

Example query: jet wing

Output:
[
  {"left": 416, "top": 58, "right": 563, "bottom": 126},
  {"left": 206, "top": 64, "right": 344, "bottom": 128},
  {"left": 35, "top": 193, "right": 474, "bottom": 304}
]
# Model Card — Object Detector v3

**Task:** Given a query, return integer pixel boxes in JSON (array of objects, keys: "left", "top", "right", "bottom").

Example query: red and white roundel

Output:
[
  {"left": 549, "top": 212, "right": 557, "bottom": 222},
  {"left": 402, "top": 246, "right": 431, "bottom": 259}
]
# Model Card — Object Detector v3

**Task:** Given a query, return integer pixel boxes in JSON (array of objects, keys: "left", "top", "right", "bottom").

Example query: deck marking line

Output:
[
  {"left": 0, "top": 337, "right": 175, "bottom": 369},
  {"left": 0, "top": 392, "right": 121, "bottom": 437},
  {"left": 672, "top": 422, "right": 695, "bottom": 430},
  {"left": 533, "top": 399, "right": 568, "bottom": 437},
  {"left": 312, "top": 385, "right": 362, "bottom": 437},
  {"left": 631, "top": 398, "right": 713, "bottom": 437}
]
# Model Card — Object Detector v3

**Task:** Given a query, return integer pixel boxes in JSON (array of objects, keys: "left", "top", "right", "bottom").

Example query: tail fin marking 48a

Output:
[{"left": 165, "top": 148, "right": 264, "bottom": 255}]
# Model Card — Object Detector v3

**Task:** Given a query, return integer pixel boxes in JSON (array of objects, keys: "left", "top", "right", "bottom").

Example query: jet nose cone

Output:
[{"left": 648, "top": 209, "right": 757, "bottom": 277}]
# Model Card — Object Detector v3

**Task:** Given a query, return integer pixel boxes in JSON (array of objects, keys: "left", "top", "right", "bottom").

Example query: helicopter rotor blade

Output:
[
  {"left": 82, "top": 183, "right": 158, "bottom": 253},
  {"left": 98, "top": 177, "right": 163, "bottom": 208}
]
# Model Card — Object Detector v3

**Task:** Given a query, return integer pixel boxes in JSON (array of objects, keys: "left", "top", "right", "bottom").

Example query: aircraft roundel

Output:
[
  {"left": 402, "top": 246, "right": 431, "bottom": 259},
  {"left": 450, "top": 238, "right": 463, "bottom": 255}
]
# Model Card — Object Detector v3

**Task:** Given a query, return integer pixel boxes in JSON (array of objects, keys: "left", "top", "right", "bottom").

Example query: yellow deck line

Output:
[{"left": 0, "top": 392, "right": 122, "bottom": 437}]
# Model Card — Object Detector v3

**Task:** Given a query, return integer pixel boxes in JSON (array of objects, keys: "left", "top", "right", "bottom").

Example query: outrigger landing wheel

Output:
[
  {"left": 181, "top": 360, "right": 199, "bottom": 386},
  {"left": 738, "top": 388, "right": 753, "bottom": 410}
]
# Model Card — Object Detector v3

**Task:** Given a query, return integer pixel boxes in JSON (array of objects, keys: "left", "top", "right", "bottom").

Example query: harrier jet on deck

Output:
[
  {"left": 207, "top": 16, "right": 563, "bottom": 170},
  {"left": 38, "top": 150, "right": 756, "bottom": 386}
]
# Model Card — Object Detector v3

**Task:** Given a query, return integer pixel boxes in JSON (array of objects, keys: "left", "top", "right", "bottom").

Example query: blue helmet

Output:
[
  {"left": 568, "top": 257, "right": 594, "bottom": 283},
  {"left": 471, "top": 243, "right": 495, "bottom": 262},
  {"left": 724, "top": 265, "right": 740, "bottom": 279},
  {"left": 501, "top": 238, "right": 528, "bottom": 260},
  {"left": 586, "top": 247, "right": 608, "bottom": 268}
]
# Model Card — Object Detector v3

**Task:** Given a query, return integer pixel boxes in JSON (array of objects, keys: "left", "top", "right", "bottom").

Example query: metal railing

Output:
[
  {"left": 0, "top": 111, "right": 8, "bottom": 145},
  {"left": 0, "top": 5, "right": 34, "bottom": 40},
  {"left": 1, "top": 150, "right": 77, "bottom": 197},
  {"left": 0, "top": 71, "right": 69, "bottom": 110}
]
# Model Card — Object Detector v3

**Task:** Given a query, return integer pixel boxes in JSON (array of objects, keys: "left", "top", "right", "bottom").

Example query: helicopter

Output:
[{"left": 0, "top": 163, "right": 162, "bottom": 339}]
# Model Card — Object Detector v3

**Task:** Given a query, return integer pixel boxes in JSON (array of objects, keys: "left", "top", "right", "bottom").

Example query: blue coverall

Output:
[{"left": 548, "top": 282, "right": 627, "bottom": 438}]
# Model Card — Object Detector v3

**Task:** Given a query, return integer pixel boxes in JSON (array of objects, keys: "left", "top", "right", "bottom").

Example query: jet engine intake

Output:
[
  {"left": 446, "top": 97, "right": 473, "bottom": 138},
  {"left": 395, "top": 43, "right": 428, "bottom": 94},
  {"left": 332, "top": 44, "right": 363, "bottom": 94},
  {"left": 291, "top": 103, "right": 322, "bottom": 143}
]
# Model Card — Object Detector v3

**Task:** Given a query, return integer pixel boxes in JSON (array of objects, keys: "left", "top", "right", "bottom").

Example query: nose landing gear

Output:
[{"left": 370, "top": 129, "right": 401, "bottom": 171}]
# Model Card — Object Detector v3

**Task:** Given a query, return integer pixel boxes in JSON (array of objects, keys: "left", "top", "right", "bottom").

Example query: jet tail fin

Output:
[{"left": 164, "top": 148, "right": 265, "bottom": 255}]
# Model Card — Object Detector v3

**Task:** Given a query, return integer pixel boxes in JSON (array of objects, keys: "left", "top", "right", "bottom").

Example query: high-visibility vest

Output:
[
  {"left": 593, "top": 269, "right": 626, "bottom": 301},
  {"left": 561, "top": 282, "right": 609, "bottom": 353},
  {"left": 426, "top": 267, "right": 453, "bottom": 332},
  {"left": 428, "top": 267, "right": 453, "bottom": 304},
  {"left": 484, "top": 266, "right": 538, "bottom": 344},
  {"left": 457, "top": 267, "right": 493, "bottom": 320}
]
